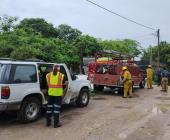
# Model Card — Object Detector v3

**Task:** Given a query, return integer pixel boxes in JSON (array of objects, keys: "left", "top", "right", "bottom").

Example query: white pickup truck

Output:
[{"left": 0, "top": 60, "right": 91, "bottom": 123}]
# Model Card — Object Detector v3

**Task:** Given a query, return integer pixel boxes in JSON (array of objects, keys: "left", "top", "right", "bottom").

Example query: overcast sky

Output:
[{"left": 0, "top": 0, "right": 170, "bottom": 48}]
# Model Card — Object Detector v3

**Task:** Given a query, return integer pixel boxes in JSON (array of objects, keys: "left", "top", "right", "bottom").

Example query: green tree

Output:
[
  {"left": 17, "top": 18, "right": 58, "bottom": 37},
  {"left": 99, "top": 39, "right": 141, "bottom": 57},
  {"left": 73, "top": 35, "right": 101, "bottom": 73},
  {"left": 11, "top": 45, "right": 41, "bottom": 60},
  {"left": 0, "top": 15, "right": 145, "bottom": 73},
  {"left": 141, "top": 41, "right": 170, "bottom": 70},
  {"left": 0, "top": 15, "right": 18, "bottom": 32},
  {"left": 0, "top": 41, "right": 14, "bottom": 57},
  {"left": 57, "top": 24, "right": 82, "bottom": 42}
]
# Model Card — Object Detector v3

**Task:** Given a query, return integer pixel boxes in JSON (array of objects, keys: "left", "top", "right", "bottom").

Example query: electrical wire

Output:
[
  {"left": 137, "top": 36, "right": 156, "bottom": 42},
  {"left": 132, "top": 33, "right": 157, "bottom": 40},
  {"left": 85, "top": 0, "right": 156, "bottom": 31}
]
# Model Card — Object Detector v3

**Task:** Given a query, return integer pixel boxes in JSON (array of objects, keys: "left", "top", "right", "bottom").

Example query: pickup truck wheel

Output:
[
  {"left": 76, "top": 88, "right": 90, "bottom": 107},
  {"left": 17, "top": 97, "right": 41, "bottom": 123}
]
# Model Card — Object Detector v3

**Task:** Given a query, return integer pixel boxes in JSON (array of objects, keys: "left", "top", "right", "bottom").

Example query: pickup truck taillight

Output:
[{"left": 1, "top": 86, "right": 10, "bottom": 99}]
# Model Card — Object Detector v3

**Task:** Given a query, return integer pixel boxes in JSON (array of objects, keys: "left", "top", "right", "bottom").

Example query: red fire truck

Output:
[{"left": 87, "top": 50, "right": 145, "bottom": 91}]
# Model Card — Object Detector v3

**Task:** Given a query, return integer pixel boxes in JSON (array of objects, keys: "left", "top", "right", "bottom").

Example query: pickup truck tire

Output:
[
  {"left": 17, "top": 97, "right": 41, "bottom": 123},
  {"left": 76, "top": 88, "right": 90, "bottom": 107}
]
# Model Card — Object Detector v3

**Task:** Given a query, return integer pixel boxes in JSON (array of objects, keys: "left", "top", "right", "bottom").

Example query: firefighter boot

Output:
[
  {"left": 46, "top": 119, "right": 51, "bottom": 127},
  {"left": 54, "top": 123, "right": 62, "bottom": 128},
  {"left": 54, "top": 114, "right": 62, "bottom": 128}
]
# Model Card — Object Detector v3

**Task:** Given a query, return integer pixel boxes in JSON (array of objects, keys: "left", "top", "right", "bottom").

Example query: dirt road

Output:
[{"left": 1, "top": 86, "right": 170, "bottom": 140}]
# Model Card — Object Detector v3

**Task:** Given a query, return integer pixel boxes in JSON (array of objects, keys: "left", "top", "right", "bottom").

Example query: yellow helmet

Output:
[
  {"left": 122, "top": 66, "right": 127, "bottom": 71},
  {"left": 148, "top": 65, "right": 152, "bottom": 68}
]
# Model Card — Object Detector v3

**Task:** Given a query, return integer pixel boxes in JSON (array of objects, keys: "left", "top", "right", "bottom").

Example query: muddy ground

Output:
[{"left": 0, "top": 86, "right": 170, "bottom": 140}]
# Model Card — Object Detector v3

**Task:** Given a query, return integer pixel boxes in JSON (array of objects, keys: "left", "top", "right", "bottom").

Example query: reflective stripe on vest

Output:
[
  {"left": 47, "top": 72, "right": 64, "bottom": 96},
  {"left": 47, "top": 73, "right": 63, "bottom": 88}
]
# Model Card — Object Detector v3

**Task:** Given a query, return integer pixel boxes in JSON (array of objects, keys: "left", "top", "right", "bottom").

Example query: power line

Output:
[
  {"left": 85, "top": 0, "right": 156, "bottom": 31},
  {"left": 137, "top": 36, "right": 156, "bottom": 42},
  {"left": 132, "top": 33, "right": 153, "bottom": 40}
]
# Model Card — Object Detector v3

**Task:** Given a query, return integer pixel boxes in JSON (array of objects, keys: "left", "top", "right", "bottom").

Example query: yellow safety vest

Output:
[{"left": 46, "top": 72, "right": 64, "bottom": 96}]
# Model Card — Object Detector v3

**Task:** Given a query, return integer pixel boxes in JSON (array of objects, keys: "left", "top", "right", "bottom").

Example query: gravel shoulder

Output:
[{"left": 0, "top": 86, "right": 170, "bottom": 140}]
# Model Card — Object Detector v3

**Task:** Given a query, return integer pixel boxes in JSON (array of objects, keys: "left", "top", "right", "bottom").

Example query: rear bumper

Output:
[{"left": 0, "top": 102, "right": 21, "bottom": 112}]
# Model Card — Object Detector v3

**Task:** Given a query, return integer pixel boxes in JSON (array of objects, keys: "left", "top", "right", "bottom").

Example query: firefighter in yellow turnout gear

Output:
[
  {"left": 161, "top": 67, "right": 169, "bottom": 93},
  {"left": 122, "top": 66, "right": 133, "bottom": 98},
  {"left": 146, "top": 65, "right": 154, "bottom": 89},
  {"left": 46, "top": 65, "right": 64, "bottom": 128}
]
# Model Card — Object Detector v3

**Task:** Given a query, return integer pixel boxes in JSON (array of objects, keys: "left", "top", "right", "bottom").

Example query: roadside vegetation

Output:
[
  {"left": 141, "top": 41, "right": 170, "bottom": 70},
  {"left": 1, "top": 15, "right": 169, "bottom": 72}
]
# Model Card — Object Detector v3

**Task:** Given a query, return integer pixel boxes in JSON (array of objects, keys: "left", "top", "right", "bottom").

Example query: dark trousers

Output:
[{"left": 46, "top": 96, "right": 62, "bottom": 124}]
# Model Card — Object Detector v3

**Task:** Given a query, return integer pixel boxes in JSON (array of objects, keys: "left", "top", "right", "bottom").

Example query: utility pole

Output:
[
  {"left": 149, "top": 45, "right": 153, "bottom": 65},
  {"left": 157, "top": 29, "right": 160, "bottom": 67},
  {"left": 79, "top": 45, "right": 85, "bottom": 74}
]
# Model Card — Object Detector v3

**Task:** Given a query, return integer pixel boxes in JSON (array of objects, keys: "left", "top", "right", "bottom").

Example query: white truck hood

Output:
[
  {"left": 75, "top": 75, "right": 90, "bottom": 83},
  {"left": 76, "top": 74, "right": 88, "bottom": 80}
]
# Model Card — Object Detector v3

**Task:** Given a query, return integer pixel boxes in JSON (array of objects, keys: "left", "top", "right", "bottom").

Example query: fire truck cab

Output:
[{"left": 88, "top": 50, "right": 145, "bottom": 91}]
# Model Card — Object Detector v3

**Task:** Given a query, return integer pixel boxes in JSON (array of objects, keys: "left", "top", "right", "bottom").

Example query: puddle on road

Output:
[
  {"left": 151, "top": 104, "right": 170, "bottom": 115},
  {"left": 153, "top": 96, "right": 170, "bottom": 115},
  {"left": 158, "top": 104, "right": 170, "bottom": 108},
  {"left": 155, "top": 96, "right": 170, "bottom": 100}
]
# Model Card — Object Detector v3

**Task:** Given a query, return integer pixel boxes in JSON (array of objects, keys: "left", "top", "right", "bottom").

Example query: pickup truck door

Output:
[{"left": 59, "top": 65, "right": 74, "bottom": 104}]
